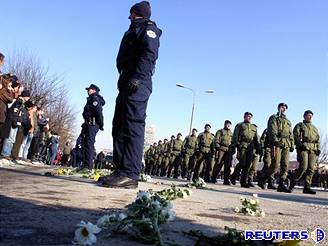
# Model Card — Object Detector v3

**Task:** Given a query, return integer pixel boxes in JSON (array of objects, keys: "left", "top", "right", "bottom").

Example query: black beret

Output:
[
  {"left": 224, "top": 120, "right": 232, "bottom": 125},
  {"left": 192, "top": 128, "right": 198, "bottom": 132},
  {"left": 205, "top": 123, "right": 211, "bottom": 128},
  {"left": 177, "top": 133, "right": 182, "bottom": 136},
  {"left": 130, "top": 1, "right": 151, "bottom": 18},
  {"left": 278, "top": 102, "right": 288, "bottom": 109},
  {"left": 85, "top": 84, "right": 100, "bottom": 92},
  {"left": 304, "top": 110, "right": 313, "bottom": 116},
  {"left": 244, "top": 112, "right": 253, "bottom": 117}
]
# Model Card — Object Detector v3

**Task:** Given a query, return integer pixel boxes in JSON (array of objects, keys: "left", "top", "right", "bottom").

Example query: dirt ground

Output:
[{"left": 0, "top": 160, "right": 327, "bottom": 246}]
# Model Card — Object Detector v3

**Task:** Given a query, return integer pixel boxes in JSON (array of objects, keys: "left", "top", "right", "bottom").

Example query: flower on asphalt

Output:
[
  {"left": 260, "top": 211, "right": 266, "bottom": 217},
  {"left": 240, "top": 196, "right": 245, "bottom": 202},
  {"left": 96, "top": 214, "right": 116, "bottom": 228},
  {"left": 248, "top": 210, "right": 256, "bottom": 216},
  {"left": 137, "top": 191, "right": 151, "bottom": 201},
  {"left": 73, "top": 221, "right": 101, "bottom": 245},
  {"left": 234, "top": 207, "right": 240, "bottom": 213},
  {"left": 252, "top": 194, "right": 258, "bottom": 198},
  {"left": 118, "top": 213, "right": 128, "bottom": 221},
  {"left": 249, "top": 199, "right": 257, "bottom": 205}
]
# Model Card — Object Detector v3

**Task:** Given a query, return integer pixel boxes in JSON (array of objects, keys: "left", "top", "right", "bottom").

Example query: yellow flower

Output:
[
  {"left": 93, "top": 173, "right": 101, "bottom": 181},
  {"left": 57, "top": 169, "right": 63, "bottom": 175}
]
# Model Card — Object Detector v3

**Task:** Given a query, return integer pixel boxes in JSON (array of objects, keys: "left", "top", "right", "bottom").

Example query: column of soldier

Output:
[
  {"left": 0, "top": 52, "right": 60, "bottom": 166},
  {"left": 144, "top": 104, "right": 321, "bottom": 195}
]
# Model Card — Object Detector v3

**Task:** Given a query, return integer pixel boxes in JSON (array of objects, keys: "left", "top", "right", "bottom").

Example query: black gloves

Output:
[
  {"left": 229, "top": 146, "right": 236, "bottom": 155},
  {"left": 99, "top": 126, "right": 104, "bottom": 131},
  {"left": 316, "top": 149, "right": 321, "bottom": 156},
  {"left": 289, "top": 147, "right": 294, "bottom": 152},
  {"left": 256, "top": 148, "right": 263, "bottom": 156},
  {"left": 128, "top": 79, "right": 140, "bottom": 94},
  {"left": 300, "top": 145, "right": 307, "bottom": 151}
]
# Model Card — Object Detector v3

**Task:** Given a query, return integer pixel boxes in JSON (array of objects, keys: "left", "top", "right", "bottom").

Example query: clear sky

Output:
[{"left": 1, "top": 0, "right": 327, "bottom": 151}]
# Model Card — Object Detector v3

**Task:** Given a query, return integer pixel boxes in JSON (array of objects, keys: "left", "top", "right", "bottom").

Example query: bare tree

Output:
[
  {"left": 318, "top": 134, "right": 328, "bottom": 165},
  {"left": 6, "top": 49, "right": 77, "bottom": 146}
]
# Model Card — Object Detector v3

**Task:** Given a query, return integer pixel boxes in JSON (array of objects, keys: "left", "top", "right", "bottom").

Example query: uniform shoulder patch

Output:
[
  {"left": 146, "top": 30, "right": 157, "bottom": 38},
  {"left": 93, "top": 101, "right": 98, "bottom": 106}
]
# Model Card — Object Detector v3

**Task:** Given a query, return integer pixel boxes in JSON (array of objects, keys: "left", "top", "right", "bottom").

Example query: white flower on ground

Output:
[
  {"left": 118, "top": 213, "right": 128, "bottom": 221},
  {"left": 240, "top": 196, "right": 245, "bottom": 202},
  {"left": 234, "top": 207, "right": 240, "bottom": 213},
  {"left": 249, "top": 199, "right": 257, "bottom": 205},
  {"left": 96, "top": 214, "right": 116, "bottom": 228},
  {"left": 137, "top": 191, "right": 151, "bottom": 200},
  {"left": 260, "top": 211, "right": 266, "bottom": 217},
  {"left": 248, "top": 210, "right": 256, "bottom": 216},
  {"left": 161, "top": 202, "right": 175, "bottom": 221},
  {"left": 73, "top": 221, "right": 101, "bottom": 245},
  {"left": 252, "top": 193, "right": 258, "bottom": 198},
  {"left": 151, "top": 199, "right": 161, "bottom": 211}
]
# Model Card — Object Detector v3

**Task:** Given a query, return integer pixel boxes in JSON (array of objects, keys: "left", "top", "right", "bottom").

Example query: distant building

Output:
[{"left": 145, "top": 125, "right": 155, "bottom": 148}]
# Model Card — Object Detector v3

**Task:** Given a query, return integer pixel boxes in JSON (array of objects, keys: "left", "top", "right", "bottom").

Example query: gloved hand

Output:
[
  {"left": 99, "top": 126, "right": 104, "bottom": 131},
  {"left": 315, "top": 149, "right": 321, "bottom": 156},
  {"left": 128, "top": 79, "right": 140, "bottom": 94},
  {"left": 289, "top": 146, "right": 294, "bottom": 152},
  {"left": 256, "top": 148, "right": 263, "bottom": 156}
]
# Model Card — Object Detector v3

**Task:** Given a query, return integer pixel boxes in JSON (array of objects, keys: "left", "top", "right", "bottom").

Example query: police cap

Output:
[
  {"left": 85, "top": 84, "right": 100, "bottom": 92},
  {"left": 130, "top": 1, "right": 151, "bottom": 18}
]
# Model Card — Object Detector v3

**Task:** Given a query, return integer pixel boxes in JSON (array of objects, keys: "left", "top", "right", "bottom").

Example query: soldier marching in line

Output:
[
  {"left": 180, "top": 128, "right": 198, "bottom": 179},
  {"left": 211, "top": 120, "right": 233, "bottom": 185},
  {"left": 290, "top": 110, "right": 320, "bottom": 194},
  {"left": 258, "top": 103, "right": 294, "bottom": 193}
]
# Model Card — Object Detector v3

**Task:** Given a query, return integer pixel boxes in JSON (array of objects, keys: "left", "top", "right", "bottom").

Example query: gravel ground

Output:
[{"left": 0, "top": 160, "right": 327, "bottom": 246}]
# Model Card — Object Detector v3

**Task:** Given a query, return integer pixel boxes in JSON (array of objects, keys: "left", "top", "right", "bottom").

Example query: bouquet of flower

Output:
[
  {"left": 73, "top": 186, "right": 191, "bottom": 245},
  {"left": 185, "top": 178, "right": 207, "bottom": 189},
  {"left": 234, "top": 194, "right": 265, "bottom": 217},
  {"left": 139, "top": 173, "right": 152, "bottom": 182}
]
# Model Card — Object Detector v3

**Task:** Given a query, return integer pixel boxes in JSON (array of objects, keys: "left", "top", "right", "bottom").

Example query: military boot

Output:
[
  {"left": 303, "top": 184, "right": 316, "bottom": 195},
  {"left": 289, "top": 178, "right": 296, "bottom": 192},
  {"left": 277, "top": 179, "right": 291, "bottom": 193},
  {"left": 230, "top": 174, "right": 236, "bottom": 185},
  {"left": 267, "top": 177, "right": 277, "bottom": 190},
  {"left": 223, "top": 179, "right": 231, "bottom": 185},
  {"left": 257, "top": 175, "right": 268, "bottom": 190},
  {"left": 248, "top": 177, "right": 255, "bottom": 187}
]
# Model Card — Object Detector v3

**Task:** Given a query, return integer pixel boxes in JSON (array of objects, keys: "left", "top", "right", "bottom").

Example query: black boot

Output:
[
  {"left": 223, "top": 179, "right": 231, "bottom": 185},
  {"left": 248, "top": 177, "right": 255, "bottom": 187},
  {"left": 230, "top": 174, "right": 236, "bottom": 185},
  {"left": 258, "top": 175, "right": 268, "bottom": 190},
  {"left": 289, "top": 178, "right": 296, "bottom": 192},
  {"left": 267, "top": 177, "right": 277, "bottom": 190},
  {"left": 277, "top": 179, "right": 291, "bottom": 193},
  {"left": 303, "top": 184, "right": 316, "bottom": 195}
]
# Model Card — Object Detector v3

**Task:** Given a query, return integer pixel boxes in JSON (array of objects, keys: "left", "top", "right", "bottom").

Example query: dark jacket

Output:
[
  {"left": 82, "top": 93, "right": 105, "bottom": 129},
  {"left": 116, "top": 18, "right": 162, "bottom": 92},
  {"left": 0, "top": 87, "right": 13, "bottom": 124}
]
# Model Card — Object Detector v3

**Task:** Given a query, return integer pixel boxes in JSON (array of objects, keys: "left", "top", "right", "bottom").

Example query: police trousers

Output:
[{"left": 112, "top": 83, "right": 151, "bottom": 181}]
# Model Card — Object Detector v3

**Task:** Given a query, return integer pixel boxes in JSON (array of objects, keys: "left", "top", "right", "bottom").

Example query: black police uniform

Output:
[
  {"left": 112, "top": 18, "right": 161, "bottom": 180},
  {"left": 81, "top": 86, "right": 105, "bottom": 169}
]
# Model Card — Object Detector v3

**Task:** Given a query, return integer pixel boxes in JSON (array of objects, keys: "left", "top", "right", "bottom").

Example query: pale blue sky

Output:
[{"left": 1, "top": 0, "right": 327, "bottom": 151}]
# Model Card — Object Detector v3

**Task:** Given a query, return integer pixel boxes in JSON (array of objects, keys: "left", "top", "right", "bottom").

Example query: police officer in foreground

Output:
[
  {"left": 79, "top": 84, "right": 105, "bottom": 170},
  {"left": 101, "top": 1, "right": 162, "bottom": 188},
  {"left": 290, "top": 110, "right": 320, "bottom": 194}
]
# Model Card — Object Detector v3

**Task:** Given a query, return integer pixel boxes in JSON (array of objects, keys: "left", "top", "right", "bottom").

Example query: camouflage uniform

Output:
[
  {"left": 211, "top": 128, "right": 233, "bottom": 184},
  {"left": 167, "top": 136, "right": 183, "bottom": 178},
  {"left": 261, "top": 112, "right": 294, "bottom": 192},
  {"left": 291, "top": 117, "right": 320, "bottom": 193},
  {"left": 192, "top": 131, "right": 214, "bottom": 181},
  {"left": 231, "top": 121, "right": 260, "bottom": 187},
  {"left": 160, "top": 140, "right": 171, "bottom": 176},
  {"left": 180, "top": 133, "right": 198, "bottom": 178}
]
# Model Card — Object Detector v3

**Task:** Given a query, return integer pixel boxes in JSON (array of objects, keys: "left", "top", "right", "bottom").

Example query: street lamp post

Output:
[{"left": 176, "top": 83, "right": 214, "bottom": 135}]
